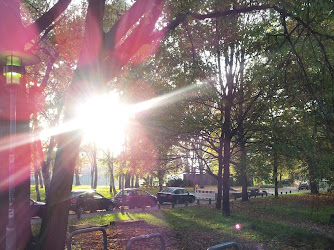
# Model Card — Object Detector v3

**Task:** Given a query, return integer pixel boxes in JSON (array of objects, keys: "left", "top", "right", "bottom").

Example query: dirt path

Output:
[{"left": 69, "top": 219, "right": 264, "bottom": 249}]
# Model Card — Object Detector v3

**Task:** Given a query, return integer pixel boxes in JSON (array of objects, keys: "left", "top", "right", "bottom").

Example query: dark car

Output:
[
  {"left": 30, "top": 198, "right": 45, "bottom": 218},
  {"left": 70, "top": 190, "right": 114, "bottom": 213},
  {"left": 248, "top": 189, "right": 268, "bottom": 197},
  {"left": 298, "top": 182, "right": 309, "bottom": 190},
  {"left": 156, "top": 187, "right": 195, "bottom": 204},
  {"left": 113, "top": 188, "right": 157, "bottom": 209}
]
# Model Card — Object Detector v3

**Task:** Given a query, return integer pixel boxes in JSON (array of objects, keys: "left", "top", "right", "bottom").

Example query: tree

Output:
[{"left": 38, "top": 1, "right": 165, "bottom": 248}]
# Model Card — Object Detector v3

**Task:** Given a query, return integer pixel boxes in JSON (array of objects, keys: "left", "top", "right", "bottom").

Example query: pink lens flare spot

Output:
[{"left": 235, "top": 223, "right": 241, "bottom": 230}]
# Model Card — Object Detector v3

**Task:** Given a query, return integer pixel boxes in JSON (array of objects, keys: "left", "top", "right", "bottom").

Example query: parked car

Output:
[
  {"left": 248, "top": 189, "right": 268, "bottom": 197},
  {"left": 156, "top": 187, "right": 195, "bottom": 204},
  {"left": 230, "top": 191, "right": 250, "bottom": 200},
  {"left": 298, "top": 182, "right": 309, "bottom": 190},
  {"left": 70, "top": 190, "right": 114, "bottom": 213},
  {"left": 113, "top": 188, "right": 157, "bottom": 209},
  {"left": 30, "top": 198, "right": 45, "bottom": 218}
]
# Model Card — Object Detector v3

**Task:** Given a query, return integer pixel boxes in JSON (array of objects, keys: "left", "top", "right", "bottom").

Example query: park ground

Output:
[{"left": 32, "top": 191, "right": 334, "bottom": 249}]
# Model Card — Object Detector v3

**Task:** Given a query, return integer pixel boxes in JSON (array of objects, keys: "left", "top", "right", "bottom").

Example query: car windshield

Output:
[
  {"left": 72, "top": 191, "right": 93, "bottom": 197},
  {"left": 161, "top": 188, "right": 175, "bottom": 193}
]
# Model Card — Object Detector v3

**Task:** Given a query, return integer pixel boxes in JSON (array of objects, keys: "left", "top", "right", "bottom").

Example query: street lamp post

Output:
[{"left": 0, "top": 51, "right": 39, "bottom": 250}]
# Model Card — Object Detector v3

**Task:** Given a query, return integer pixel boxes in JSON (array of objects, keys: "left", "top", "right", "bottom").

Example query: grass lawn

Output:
[{"left": 64, "top": 193, "right": 334, "bottom": 249}]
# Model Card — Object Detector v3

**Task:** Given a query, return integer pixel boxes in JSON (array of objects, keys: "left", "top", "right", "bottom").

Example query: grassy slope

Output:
[{"left": 66, "top": 193, "right": 334, "bottom": 249}]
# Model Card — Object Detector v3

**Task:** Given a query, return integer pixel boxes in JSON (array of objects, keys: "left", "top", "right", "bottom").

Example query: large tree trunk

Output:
[
  {"left": 37, "top": 130, "right": 82, "bottom": 249},
  {"left": 308, "top": 158, "right": 319, "bottom": 194},
  {"left": 38, "top": 1, "right": 106, "bottom": 249},
  {"left": 222, "top": 46, "right": 234, "bottom": 217},
  {"left": 42, "top": 94, "right": 64, "bottom": 198},
  {"left": 222, "top": 113, "right": 231, "bottom": 217}
]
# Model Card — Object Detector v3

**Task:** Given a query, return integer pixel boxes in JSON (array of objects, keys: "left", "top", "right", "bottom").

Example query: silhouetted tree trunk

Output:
[
  {"left": 157, "top": 169, "right": 164, "bottom": 191},
  {"left": 107, "top": 150, "right": 117, "bottom": 195},
  {"left": 34, "top": 167, "right": 41, "bottom": 201},
  {"left": 42, "top": 138, "right": 54, "bottom": 198},
  {"left": 38, "top": 169, "right": 44, "bottom": 188},
  {"left": 74, "top": 168, "right": 81, "bottom": 186},
  {"left": 131, "top": 175, "right": 134, "bottom": 188},
  {"left": 119, "top": 174, "right": 122, "bottom": 190},
  {"left": 273, "top": 148, "right": 279, "bottom": 198},
  {"left": 125, "top": 174, "right": 131, "bottom": 188},
  {"left": 240, "top": 141, "right": 248, "bottom": 202},
  {"left": 135, "top": 175, "right": 139, "bottom": 188}
]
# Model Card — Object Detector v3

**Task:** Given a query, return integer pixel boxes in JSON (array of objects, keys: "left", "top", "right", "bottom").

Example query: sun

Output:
[{"left": 75, "top": 92, "right": 130, "bottom": 155}]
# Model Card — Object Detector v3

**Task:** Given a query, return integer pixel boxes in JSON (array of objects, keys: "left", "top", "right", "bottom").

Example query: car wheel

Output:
[
  {"left": 106, "top": 203, "right": 114, "bottom": 211},
  {"left": 190, "top": 197, "right": 195, "bottom": 203}
]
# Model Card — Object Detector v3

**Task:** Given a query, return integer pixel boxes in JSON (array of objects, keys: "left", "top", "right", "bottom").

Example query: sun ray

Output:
[{"left": 0, "top": 84, "right": 203, "bottom": 158}]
